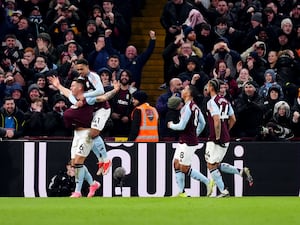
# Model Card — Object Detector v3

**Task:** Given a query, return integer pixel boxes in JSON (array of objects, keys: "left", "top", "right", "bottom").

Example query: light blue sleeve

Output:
[
  {"left": 169, "top": 105, "right": 191, "bottom": 131},
  {"left": 86, "top": 96, "right": 96, "bottom": 105},
  {"left": 83, "top": 73, "right": 105, "bottom": 98},
  {"left": 68, "top": 95, "right": 77, "bottom": 105},
  {"left": 196, "top": 109, "right": 206, "bottom": 136}
]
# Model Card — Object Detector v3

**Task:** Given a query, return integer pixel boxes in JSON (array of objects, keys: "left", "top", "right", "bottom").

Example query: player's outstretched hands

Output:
[{"left": 48, "top": 75, "right": 61, "bottom": 88}]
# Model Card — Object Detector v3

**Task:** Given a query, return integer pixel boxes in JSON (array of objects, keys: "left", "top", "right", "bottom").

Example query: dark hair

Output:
[
  {"left": 3, "top": 96, "right": 15, "bottom": 103},
  {"left": 4, "top": 34, "right": 17, "bottom": 40},
  {"left": 209, "top": 79, "right": 220, "bottom": 92},
  {"left": 75, "top": 58, "right": 89, "bottom": 66},
  {"left": 109, "top": 54, "right": 120, "bottom": 60},
  {"left": 188, "top": 85, "right": 199, "bottom": 99},
  {"left": 73, "top": 77, "right": 88, "bottom": 91},
  {"left": 119, "top": 69, "right": 132, "bottom": 83}
]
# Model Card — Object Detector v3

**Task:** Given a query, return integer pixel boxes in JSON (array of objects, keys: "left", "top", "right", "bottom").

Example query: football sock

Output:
[
  {"left": 175, "top": 169, "right": 185, "bottom": 193},
  {"left": 83, "top": 165, "right": 93, "bottom": 185},
  {"left": 92, "top": 136, "right": 108, "bottom": 161},
  {"left": 210, "top": 168, "right": 225, "bottom": 192},
  {"left": 188, "top": 168, "right": 209, "bottom": 185},
  {"left": 74, "top": 164, "right": 84, "bottom": 193},
  {"left": 220, "top": 163, "right": 240, "bottom": 175}
]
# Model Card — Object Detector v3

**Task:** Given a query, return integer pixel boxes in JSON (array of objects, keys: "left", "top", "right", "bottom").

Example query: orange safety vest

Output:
[{"left": 131, "top": 103, "right": 159, "bottom": 142}]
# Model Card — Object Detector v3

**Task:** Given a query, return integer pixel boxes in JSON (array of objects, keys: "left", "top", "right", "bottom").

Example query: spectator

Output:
[
  {"left": 156, "top": 78, "right": 183, "bottom": 140},
  {"left": 14, "top": 17, "right": 35, "bottom": 49},
  {"left": 232, "top": 81, "right": 264, "bottom": 138},
  {"left": 87, "top": 33, "right": 113, "bottom": 72},
  {"left": 128, "top": 90, "right": 159, "bottom": 142},
  {"left": 10, "top": 83, "right": 28, "bottom": 113},
  {"left": 102, "top": 0, "right": 131, "bottom": 53},
  {"left": 236, "top": 67, "right": 253, "bottom": 94},
  {"left": 183, "top": 9, "right": 206, "bottom": 28},
  {"left": 48, "top": 160, "right": 75, "bottom": 197},
  {"left": 178, "top": 57, "right": 209, "bottom": 94},
  {"left": 194, "top": 23, "right": 214, "bottom": 57},
  {"left": 205, "top": 37, "right": 241, "bottom": 77},
  {"left": 23, "top": 97, "right": 47, "bottom": 136},
  {"left": 262, "top": 85, "right": 282, "bottom": 125},
  {"left": 263, "top": 7, "right": 281, "bottom": 36},
  {"left": 267, "top": 50, "right": 279, "bottom": 69},
  {"left": 56, "top": 28, "right": 80, "bottom": 57},
  {"left": 28, "top": 6, "right": 48, "bottom": 38},
  {"left": 106, "top": 54, "right": 122, "bottom": 82},
  {"left": 118, "top": 30, "right": 156, "bottom": 89},
  {"left": 44, "top": 94, "right": 72, "bottom": 137},
  {"left": 166, "top": 40, "right": 203, "bottom": 81},
  {"left": 0, "top": 34, "right": 23, "bottom": 70},
  {"left": 243, "top": 51, "right": 267, "bottom": 86},
  {"left": 258, "top": 69, "right": 284, "bottom": 99},
  {"left": 110, "top": 69, "right": 135, "bottom": 137},
  {"left": 0, "top": 96, "right": 25, "bottom": 139},
  {"left": 78, "top": 20, "right": 99, "bottom": 59},
  {"left": 259, "top": 100, "right": 294, "bottom": 141},
  {"left": 276, "top": 49, "right": 300, "bottom": 105},
  {"left": 160, "top": 0, "right": 194, "bottom": 48},
  {"left": 211, "top": 59, "right": 239, "bottom": 98},
  {"left": 98, "top": 67, "right": 113, "bottom": 92},
  {"left": 34, "top": 32, "right": 58, "bottom": 67},
  {"left": 48, "top": 18, "right": 70, "bottom": 47}
]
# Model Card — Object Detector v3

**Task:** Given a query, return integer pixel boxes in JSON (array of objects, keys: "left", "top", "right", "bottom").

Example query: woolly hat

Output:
[
  {"left": 132, "top": 90, "right": 148, "bottom": 104},
  {"left": 249, "top": 51, "right": 259, "bottom": 61},
  {"left": 27, "top": 83, "right": 40, "bottom": 94},
  {"left": 167, "top": 97, "right": 182, "bottom": 110},
  {"left": 264, "top": 69, "right": 276, "bottom": 81},
  {"left": 11, "top": 83, "right": 23, "bottom": 93},
  {"left": 251, "top": 12, "right": 262, "bottom": 23},
  {"left": 52, "top": 94, "right": 66, "bottom": 105},
  {"left": 268, "top": 84, "right": 281, "bottom": 96},
  {"left": 183, "top": 26, "right": 194, "bottom": 38},
  {"left": 244, "top": 80, "right": 258, "bottom": 89},
  {"left": 38, "top": 32, "right": 51, "bottom": 42},
  {"left": 86, "top": 19, "right": 96, "bottom": 26},
  {"left": 97, "top": 67, "right": 112, "bottom": 80}
]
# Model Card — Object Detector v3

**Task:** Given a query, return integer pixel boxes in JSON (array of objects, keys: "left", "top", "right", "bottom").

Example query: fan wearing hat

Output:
[
  {"left": 97, "top": 67, "right": 113, "bottom": 92},
  {"left": 35, "top": 32, "right": 57, "bottom": 65},
  {"left": 232, "top": 79, "right": 264, "bottom": 138},
  {"left": 44, "top": 94, "right": 72, "bottom": 136},
  {"left": 258, "top": 69, "right": 284, "bottom": 99},
  {"left": 128, "top": 90, "right": 159, "bottom": 142}
]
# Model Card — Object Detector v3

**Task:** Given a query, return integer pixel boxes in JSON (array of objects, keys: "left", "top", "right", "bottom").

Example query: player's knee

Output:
[
  {"left": 89, "top": 128, "right": 100, "bottom": 138},
  {"left": 180, "top": 165, "right": 190, "bottom": 174}
]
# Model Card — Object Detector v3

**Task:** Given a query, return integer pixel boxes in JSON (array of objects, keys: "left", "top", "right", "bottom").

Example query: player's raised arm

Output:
[{"left": 48, "top": 76, "right": 71, "bottom": 98}]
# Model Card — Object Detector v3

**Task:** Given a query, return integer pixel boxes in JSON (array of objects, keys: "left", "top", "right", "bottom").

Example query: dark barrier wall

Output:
[{"left": 0, "top": 140, "right": 299, "bottom": 197}]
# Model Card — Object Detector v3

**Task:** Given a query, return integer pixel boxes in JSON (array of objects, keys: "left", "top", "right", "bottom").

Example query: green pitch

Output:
[{"left": 0, "top": 197, "right": 299, "bottom": 225}]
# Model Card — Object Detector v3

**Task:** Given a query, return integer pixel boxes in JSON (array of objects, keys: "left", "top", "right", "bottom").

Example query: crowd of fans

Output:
[{"left": 1, "top": 0, "right": 300, "bottom": 141}]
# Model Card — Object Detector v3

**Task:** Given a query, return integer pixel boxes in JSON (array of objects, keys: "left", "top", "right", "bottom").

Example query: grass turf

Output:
[{"left": 0, "top": 197, "right": 299, "bottom": 225}]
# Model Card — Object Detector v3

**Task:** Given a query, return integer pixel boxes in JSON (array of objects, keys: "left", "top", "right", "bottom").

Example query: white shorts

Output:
[
  {"left": 205, "top": 141, "right": 229, "bottom": 164},
  {"left": 71, "top": 129, "right": 93, "bottom": 159},
  {"left": 91, "top": 108, "right": 111, "bottom": 131},
  {"left": 173, "top": 143, "right": 198, "bottom": 166}
]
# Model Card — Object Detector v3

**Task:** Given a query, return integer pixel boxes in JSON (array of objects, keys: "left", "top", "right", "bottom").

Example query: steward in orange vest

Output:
[{"left": 128, "top": 90, "right": 159, "bottom": 142}]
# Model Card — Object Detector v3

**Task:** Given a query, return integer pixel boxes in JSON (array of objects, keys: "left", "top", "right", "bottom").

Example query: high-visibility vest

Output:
[{"left": 131, "top": 103, "right": 159, "bottom": 142}]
